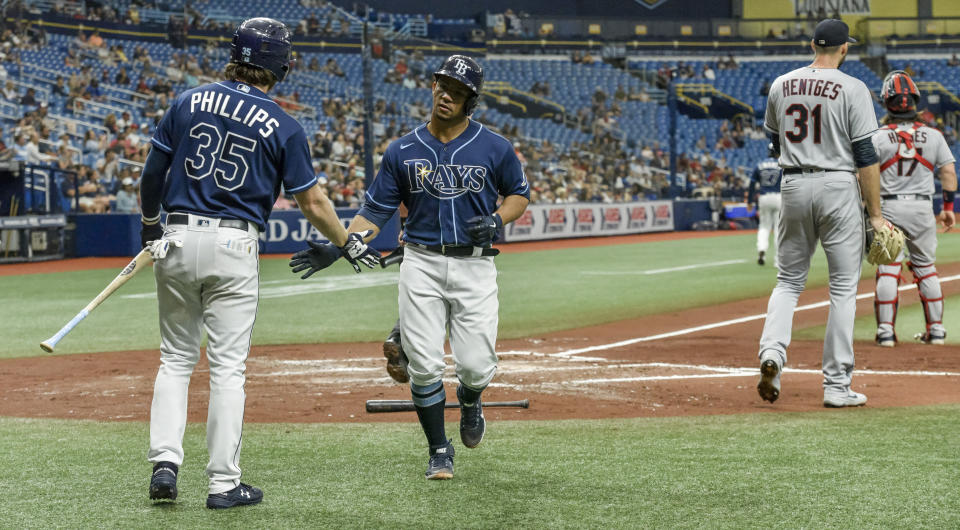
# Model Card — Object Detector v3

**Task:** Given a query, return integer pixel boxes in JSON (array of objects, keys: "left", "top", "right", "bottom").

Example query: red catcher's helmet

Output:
[{"left": 881, "top": 70, "right": 920, "bottom": 119}]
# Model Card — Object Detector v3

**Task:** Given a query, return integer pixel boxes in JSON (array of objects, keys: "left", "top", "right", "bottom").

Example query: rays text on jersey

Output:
[
  {"left": 403, "top": 159, "right": 487, "bottom": 199},
  {"left": 189, "top": 90, "right": 280, "bottom": 139}
]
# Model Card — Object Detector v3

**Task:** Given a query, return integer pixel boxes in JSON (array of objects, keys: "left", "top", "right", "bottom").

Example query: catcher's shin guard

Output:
[
  {"left": 909, "top": 262, "right": 945, "bottom": 335},
  {"left": 874, "top": 262, "right": 901, "bottom": 341}
]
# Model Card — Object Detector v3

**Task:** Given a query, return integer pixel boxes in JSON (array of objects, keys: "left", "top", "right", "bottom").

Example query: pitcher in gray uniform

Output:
[
  {"left": 870, "top": 70, "right": 957, "bottom": 346},
  {"left": 756, "top": 19, "right": 886, "bottom": 408}
]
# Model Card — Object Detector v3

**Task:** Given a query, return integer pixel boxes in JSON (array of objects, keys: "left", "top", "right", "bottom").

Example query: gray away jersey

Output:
[
  {"left": 764, "top": 66, "right": 878, "bottom": 172},
  {"left": 871, "top": 121, "right": 955, "bottom": 195}
]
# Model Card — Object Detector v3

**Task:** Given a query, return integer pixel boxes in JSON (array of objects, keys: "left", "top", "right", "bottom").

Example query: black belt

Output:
[
  {"left": 783, "top": 167, "right": 846, "bottom": 175},
  {"left": 409, "top": 243, "right": 500, "bottom": 257},
  {"left": 882, "top": 194, "right": 931, "bottom": 201},
  {"left": 167, "top": 213, "right": 251, "bottom": 231}
]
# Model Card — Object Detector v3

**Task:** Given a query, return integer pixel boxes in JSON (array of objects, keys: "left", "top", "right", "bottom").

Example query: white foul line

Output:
[
  {"left": 582, "top": 259, "right": 747, "bottom": 275},
  {"left": 497, "top": 274, "right": 960, "bottom": 358}
]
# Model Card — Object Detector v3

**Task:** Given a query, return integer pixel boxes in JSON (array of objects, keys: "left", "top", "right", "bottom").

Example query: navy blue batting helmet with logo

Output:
[
  {"left": 231, "top": 17, "right": 292, "bottom": 83},
  {"left": 434, "top": 55, "right": 483, "bottom": 116}
]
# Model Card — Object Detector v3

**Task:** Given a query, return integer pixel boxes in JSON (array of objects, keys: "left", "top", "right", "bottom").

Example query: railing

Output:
[
  {"left": 675, "top": 83, "right": 754, "bottom": 116},
  {"left": 48, "top": 113, "right": 112, "bottom": 136}
]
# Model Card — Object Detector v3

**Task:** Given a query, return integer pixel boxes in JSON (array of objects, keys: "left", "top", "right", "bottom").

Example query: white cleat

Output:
[{"left": 823, "top": 390, "right": 867, "bottom": 408}]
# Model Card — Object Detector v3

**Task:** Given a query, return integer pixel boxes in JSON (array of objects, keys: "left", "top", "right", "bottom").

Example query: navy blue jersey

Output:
[
  {"left": 150, "top": 80, "right": 316, "bottom": 230},
  {"left": 358, "top": 120, "right": 530, "bottom": 246},
  {"left": 750, "top": 157, "right": 782, "bottom": 199}
]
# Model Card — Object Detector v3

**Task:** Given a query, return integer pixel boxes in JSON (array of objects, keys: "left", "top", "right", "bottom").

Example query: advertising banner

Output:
[{"left": 503, "top": 200, "right": 674, "bottom": 242}]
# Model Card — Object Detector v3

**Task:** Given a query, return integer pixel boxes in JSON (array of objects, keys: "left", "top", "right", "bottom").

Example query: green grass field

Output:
[
  {"left": 2, "top": 407, "right": 958, "bottom": 528},
  {"left": 2, "top": 231, "right": 959, "bottom": 527},
  {"left": 3, "top": 232, "right": 959, "bottom": 358}
]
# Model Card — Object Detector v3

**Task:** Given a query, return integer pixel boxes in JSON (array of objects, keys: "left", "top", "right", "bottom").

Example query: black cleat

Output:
[
  {"left": 149, "top": 461, "right": 178, "bottom": 501},
  {"left": 457, "top": 385, "right": 486, "bottom": 448},
  {"left": 757, "top": 359, "right": 781, "bottom": 404},
  {"left": 206, "top": 483, "right": 263, "bottom": 509},
  {"left": 383, "top": 321, "right": 409, "bottom": 383},
  {"left": 425, "top": 441, "right": 455, "bottom": 480},
  {"left": 757, "top": 250, "right": 765, "bottom": 266}
]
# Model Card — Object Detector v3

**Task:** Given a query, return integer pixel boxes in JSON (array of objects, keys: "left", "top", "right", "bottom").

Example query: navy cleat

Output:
[
  {"left": 457, "top": 385, "right": 485, "bottom": 448},
  {"left": 757, "top": 357, "right": 781, "bottom": 404},
  {"left": 149, "top": 461, "right": 178, "bottom": 501},
  {"left": 425, "top": 441, "right": 455, "bottom": 480},
  {"left": 206, "top": 483, "right": 263, "bottom": 509}
]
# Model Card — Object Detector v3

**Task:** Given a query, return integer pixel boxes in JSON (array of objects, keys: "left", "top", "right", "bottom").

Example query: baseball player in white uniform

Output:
[
  {"left": 756, "top": 19, "right": 886, "bottom": 408},
  {"left": 751, "top": 144, "right": 783, "bottom": 266},
  {"left": 871, "top": 70, "right": 957, "bottom": 346}
]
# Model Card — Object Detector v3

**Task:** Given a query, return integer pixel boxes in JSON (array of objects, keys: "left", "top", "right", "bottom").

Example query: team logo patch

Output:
[
  {"left": 634, "top": 0, "right": 670, "bottom": 9},
  {"left": 403, "top": 159, "right": 486, "bottom": 199},
  {"left": 454, "top": 59, "right": 469, "bottom": 76},
  {"left": 237, "top": 83, "right": 250, "bottom": 93}
]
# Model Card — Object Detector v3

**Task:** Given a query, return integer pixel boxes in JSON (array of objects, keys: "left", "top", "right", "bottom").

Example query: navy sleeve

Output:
[
  {"left": 357, "top": 147, "right": 402, "bottom": 227},
  {"left": 150, "top": 97, "right": 177, "bottom": 154},
  {"left": 497, "top": 147, "right": 530, "bottom": 199},
  {"left": 140, "top": 147, "right": 172, "bottom": 222},
  {"left": 280, "top": 128, "right": 318, "bottom": 194}
]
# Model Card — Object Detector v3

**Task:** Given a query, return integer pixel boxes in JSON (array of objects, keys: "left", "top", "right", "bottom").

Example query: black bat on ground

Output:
[{"left": 365, "top": 399, "right": 529, "bottom": 413}]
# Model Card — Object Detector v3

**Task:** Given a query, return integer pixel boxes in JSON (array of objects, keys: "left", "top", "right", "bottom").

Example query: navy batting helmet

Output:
[
  {"left": 231, "top": 17, "right": 292, "bottom": 83},
  {"left": 434, "top": 55, "right": 483, "bottom": 116},
  {"left": 881, "top": 70, "right": 920, "bottom": 119}
]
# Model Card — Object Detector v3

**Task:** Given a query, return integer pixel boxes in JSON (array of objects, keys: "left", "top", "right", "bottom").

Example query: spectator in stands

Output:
[
  {"left": 55, "top": 144, "right": 74, "bottom": 171},
  {"left": 97, "top": 149, "right": 120, "bottom": 181},
  {"left": 87, "top": 30, "right": 105, "bottom": 49},
  {"left": 83, "top": 129, "right": 106, "bottom": 154},
  {"left": 115, "top": 68, "right": 130, "bottom": 85},
  {"left": 84, "top": 79, "right": 104, "bottom": 101},
  {"left": 949, "top": 53, "right": 960, "bottom": 67},
  {"left": 23, "top": 132, "right": 53, "bottom": 165},
  {"left": 323, "top": 58, "right": 345, "bottom": 77},
  {"left": 760, "top": 79, "right": 770, "bottom": 96},
  {"left": 75, "top": 166, "right": 111, "bottom": 213},
  {"left": 53, "top": 76, "right": 67, "bottom": 98},
  {"left": 702, "top": 63, "right": 716, "bottom": 81},
  {"left": 904, "top": 63, "right": 916, "bottom": 77},
  {"left": 19, "top": 87, "right": 37, "bottom": 107}
]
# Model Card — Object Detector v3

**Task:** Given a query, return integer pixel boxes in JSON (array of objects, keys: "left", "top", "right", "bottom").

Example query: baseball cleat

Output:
[
  {"left": 425, "top": 441, "right": 455, "bottom": 480},
  {"left": 149, "top": 461, "right": 178, "bottom": 501},
  {"left": 823, "top": 390, "right": 867, "bottom": 408},
  {"left": 757, "top": 251, "right": 765, "bottom": 266},
  {"left": 457, "top": 385, "right": 486, "bottom": 449},
  {"left": 914, "top": 331, "right": 946, "bottom": 345},
  {"left": 383, "top": 323, "right": 409, "bottom": 384},
  {"left": 757, "top": 358, "right": 781, "bottom": 403},
  {"left": 206, "top": 483, "right": 263, "bottom": 509},
  {"left": 875, "top": 331, "right": 896, "bottom": 347}
]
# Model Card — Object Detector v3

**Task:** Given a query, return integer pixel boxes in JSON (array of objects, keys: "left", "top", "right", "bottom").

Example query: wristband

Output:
[{"left": 944, "top": 190, "right": 955, "bottom": 212}]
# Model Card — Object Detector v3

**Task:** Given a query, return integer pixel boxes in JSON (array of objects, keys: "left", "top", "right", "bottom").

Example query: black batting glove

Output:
[
  {"left": 465, "top": 214, "right": 503, "bottom": 245},
  {"left": 289, "top": 240, "right": 343, "bottom": 279},
  {"left": 339, "top": 230, "right": 381, "bottom": 273},
  {"left": 141, "top": 222, "right": 164, "bottom": 248}
]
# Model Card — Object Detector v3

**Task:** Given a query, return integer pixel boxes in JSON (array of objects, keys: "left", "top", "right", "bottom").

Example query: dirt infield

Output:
[{"left": 2, "top": 258, "right": 958, "bottom": 424}]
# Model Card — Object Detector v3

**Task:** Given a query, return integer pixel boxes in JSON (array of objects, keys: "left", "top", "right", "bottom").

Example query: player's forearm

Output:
[
  {"left": 939, "top": 163, "right": 957, "bottom": 192},
  {"left": 139, "top": 147, "right": 172, "bottom": 222},
  {"left": 294, "top": 184, "right": 348, "bottom": 247},
  {"left": 346, "top": 215, "right": 381, "bottom": 241},
  {"left": 858, "top": 163, "right": 883, "bottom": 219},
  {"left": 495, "top": 194, "right": 530, "bottom": 225}
]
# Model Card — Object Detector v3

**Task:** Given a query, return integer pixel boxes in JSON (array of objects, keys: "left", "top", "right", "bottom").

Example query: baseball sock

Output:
[
  {"left": 411, "top": 381, "right": 447, "bottom": 448},
  {"left": 457, "top": 382, "right": 483, "bottom": 407}
]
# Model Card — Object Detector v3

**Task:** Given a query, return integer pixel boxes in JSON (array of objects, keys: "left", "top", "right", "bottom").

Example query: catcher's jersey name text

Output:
[
  {"left": 781, "top": 78, "right": 842, "bottom": 100},
  {"left": 188, "top": 89, "right": 279, "bottom": 138}
]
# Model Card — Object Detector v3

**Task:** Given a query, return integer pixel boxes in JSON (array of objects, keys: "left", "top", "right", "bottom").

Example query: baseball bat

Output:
[
  {"left": 365, "top": 399, "right": 529, "bottom": 413},
  {"left": 40, "top": 248, "right": 153, "bottom": 353}
]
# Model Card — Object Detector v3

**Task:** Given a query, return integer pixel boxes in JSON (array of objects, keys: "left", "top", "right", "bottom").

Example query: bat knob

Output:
[{"left": 40, "top": 342, "right": 54, "bottom": 353}]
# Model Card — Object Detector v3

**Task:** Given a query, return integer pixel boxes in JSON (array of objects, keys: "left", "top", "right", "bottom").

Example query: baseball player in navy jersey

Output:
[
  {"left": 870, "top": 71, "right": 957, "bottom": 347},
  {"left": 750, "top": 144, "right": 783, "bottom": 266},
  {"left": 140, "top": 18, "right": 378, "bottom": 508},
  {"left": 756, "top": 19, "right": 886, "bottom": 408},
  {"left": 293, "top": 55, "right": 530, "bottom": 479}
]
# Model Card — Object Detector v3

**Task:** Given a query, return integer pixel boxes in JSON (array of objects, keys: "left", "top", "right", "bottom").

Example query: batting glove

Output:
[
  {"left": 465, "top": 214, "right": 503, "bottom": 245},
  {"left": 147, "top": 238, "right": 183, "bottom": 261},
  {"left": 289, "top": 241, "right": 342, "bottom": 279},
  {"left": 339, "top": 230, "right": 381, "bottom": 273}
]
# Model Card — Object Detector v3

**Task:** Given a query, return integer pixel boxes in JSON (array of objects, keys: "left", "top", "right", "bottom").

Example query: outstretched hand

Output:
[
  {"left": 339, "top": 230, "right": 381, "bottom": 273},
  {"left": 289, "top": 240, "right": 342, "bottom": 279}
]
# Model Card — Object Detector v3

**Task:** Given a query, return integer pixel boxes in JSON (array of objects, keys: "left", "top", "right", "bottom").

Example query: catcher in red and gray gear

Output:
[{"left": 870, "top": 70, "right": 957, "bottom": 346}]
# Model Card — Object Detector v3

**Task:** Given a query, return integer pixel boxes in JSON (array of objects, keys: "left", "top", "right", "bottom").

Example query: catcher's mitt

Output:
[{"left": 865, "top": 219, "right": 905, "bottom": 265}]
